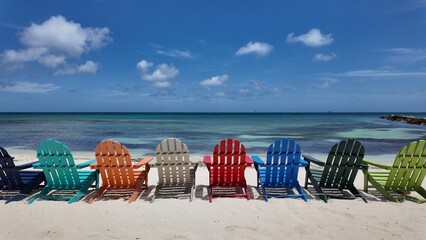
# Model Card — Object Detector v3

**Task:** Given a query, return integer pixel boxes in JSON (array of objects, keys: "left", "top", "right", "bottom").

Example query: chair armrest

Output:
[
  {"left": 90, "top": 162, "right": 100, "bottom": 169},
  {"left": 16, "top": 161, "right": 39, "bottom": 169},
  {"left": 193, "top": 162, "right": 199, "bottom": 172},
  {"left": 362, "top": 159, "right": 391, "bottom": 170},
  {"left": 245, "top": 156, "right": 253, "bottom": 166},
  {"left": 299, "top": 159, "right": 309, "bottom": 167},
  {"left": 251, "top": 156, "right": 264, "bottom": 166},
  {"left": 303, "top": 155, "right": 325, "bottom": 166},
  {"left": 33, "top": 162, "right": 42, "bottom": 169},
  {"left": 203, "top": 156, "right": 211, "bottom": 166},
  {"left": 133, "top": 156, "right": 153, "bottom": 168},
  {"left": 76, "top": 159, "right": 96, "bottom": 169}
]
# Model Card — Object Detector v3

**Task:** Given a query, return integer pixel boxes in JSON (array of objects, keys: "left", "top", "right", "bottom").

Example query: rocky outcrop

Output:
[{"left": 381, "top": 115, "right": 426, "bottom": 125}]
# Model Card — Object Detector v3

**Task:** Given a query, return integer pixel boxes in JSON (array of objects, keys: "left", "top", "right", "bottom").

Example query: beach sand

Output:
[{"left": 0, "top": 152, "right": 425, "bottom": 240}]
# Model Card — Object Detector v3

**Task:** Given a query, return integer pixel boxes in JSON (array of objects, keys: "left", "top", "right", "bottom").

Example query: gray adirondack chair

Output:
[{"left": 154, "top": 138, "right": 198, "bottom": 201}]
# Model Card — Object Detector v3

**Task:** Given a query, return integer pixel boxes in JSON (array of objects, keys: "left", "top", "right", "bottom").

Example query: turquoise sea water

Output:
[{"left": 0, "top": 113, "right": 425, "bottom": 157}]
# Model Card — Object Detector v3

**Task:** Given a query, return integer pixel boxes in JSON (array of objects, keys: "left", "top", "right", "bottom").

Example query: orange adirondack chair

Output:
[
  {"left": 203, "top": 138, "right": 253, "bottom": 202},
  {"left": 89, "top": 140, "right": 153, "bottom": 203}
]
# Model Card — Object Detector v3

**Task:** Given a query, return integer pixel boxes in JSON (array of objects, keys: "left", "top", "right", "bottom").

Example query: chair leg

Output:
[
  {"left": 209, "top": 186, "right": 213, "bottom": 203},
  {"left": 28, "top": 187, "right": 51, "bottom": 204},
  {"left": 304, "top": 165, "right": 310, "bottom": 189},
  {"left": 69, "top": 177, "right": 97, "bottom": 204},
  {"left": 363, "top": 169, "right": 369, "bottom": 193},
  {"left": 414, "top": 188, "right": 426, "bottom": 203},
  {"left": 349, "top": 186, "right": 368, "bottom": 203},
  {"left": 190, "top": 184, "right": 195, "bottom": 202},
  {"left": 129, "top": 184, "right": 143, "bottom": 203},
  {"left": 88, "top": 187, "right": 106, "bottom": 204},
  {"left": 245, "top": 185, "right": 250, "bottom": 200},
  {"left": 7, "top": 175, "right": 44, "bottom": 204},
  {"left": 296, "top": 185, "right": 308, "bottom": 202},
  {"left": 308, "top": 174, "right": 327, "bottom": 203},
  {"left": 368, "top": 177, "right": 399, "bottom": 202},
  {"left": 261, "top": 185, "right": 268, "bottom": 202},
  {"left": 129, "top": 190, "right": 141, "bottom": 203}
]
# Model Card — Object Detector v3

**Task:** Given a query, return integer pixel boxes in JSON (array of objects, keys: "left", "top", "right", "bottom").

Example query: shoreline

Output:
[{"left": 6, "top": 147, "right": 398, "bottom": 165}]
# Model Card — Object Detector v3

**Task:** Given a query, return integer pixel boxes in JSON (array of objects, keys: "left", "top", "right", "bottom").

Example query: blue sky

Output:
[{"left": 1, "top": 0, "right": 426, "bottom": 112}]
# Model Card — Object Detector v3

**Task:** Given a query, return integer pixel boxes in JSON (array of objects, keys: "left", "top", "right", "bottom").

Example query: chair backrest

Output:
[
  {"left": 385, "top": 140, "right": 426, "bottom": 190},
  {"left": 0, "top": 147, "right": 24, "bottom": 189},
  {"left": 209, "top": 138, "right": 248, "bottom": 186},
  {"left": 156, "top": 138, "right": 191, "bottom": 185},
  {"left": 262, "top": 138, "right": 302, "bottom": 187},
  {"left": 94, "top": 140, "right": 136, "bottom": 188},
  {"left": 36, "top": 139, "right": 82, "bottom": 189},
  {"left": 319, "top": 139, "right": 365, "bottom": 189}
]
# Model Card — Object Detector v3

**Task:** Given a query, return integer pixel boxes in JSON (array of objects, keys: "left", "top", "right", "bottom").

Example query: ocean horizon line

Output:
[{"left": 0, "top": 111, "right": 425, "bottom": 115}]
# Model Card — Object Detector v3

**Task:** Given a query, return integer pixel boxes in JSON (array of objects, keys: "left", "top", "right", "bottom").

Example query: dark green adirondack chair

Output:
[
  {"left": 303, "top": 139, "right": 367, "bottom": 203},
  {"left": 0, "top": 147, "right": 45, "bottom": 203},
  {"left": 28, "top": 139, "right": 99, "bottom": 204},
  {"left": 363, "top": 140, "right": 426, "bottom": 203}
]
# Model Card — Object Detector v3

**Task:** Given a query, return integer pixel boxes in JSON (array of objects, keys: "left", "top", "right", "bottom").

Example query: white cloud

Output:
[
  {"left": 270, "top": 87, "right": 283, "bottom": 94},
  {"left": 55, "top": 61, "right": 98, "bottom": 75},
  {"left": 136, "top": 60, "right": 179, "bottom": 89},
  {"left": 199, "top": 74, "right": 229, "bottom": 89},
  {"left": 214, "top": 92, "right": 226, "bottom": 97},
  {"left": 78, "top": 61, "right": 98, "bottom": 73},
  {"left": 1, "top": 15, "right": 111, "bottom": 73},
  {"left": 2, "top": 48, "right": 47, "bottom": 63},
  {"left": 313, "top": 78, "right": 339, "bottom": 89},
  {"left": 235, "top": 41, "right": 273, "bottom": 57},
  {"left": 287, "top": 29, "right": 333, "bottom": 47},
  {"left": 239, "top": 88, "right": 250, "bottom": 95},
  {"left": 136, "top": 60, "right": 154, "bottom": 72},
  {"left": 380, "top": 48, "right": 426, "bottom": 62},
  {"left": 335, "top": 69, "right": 426, "bottom": 77},
  {"left": 153, "top": 81, "right": 171, "bottom": 88},
  {"left": 0, "top": 81, "right": 60, "bottom": 93},
  {"left": 313, "top": 53, "right": 337, "bottom": 62},
  {"left": 38, "top": 54, "right": 66, "bottom": 68},
  {"left": 141, "top": 64, "right": 179, "bottom": 82},
  {"left": 20, "top": 15, "right": 111, "bottom": 57},
  {"left": 157, "top": 49, "right": 194, "bottom": 59}
]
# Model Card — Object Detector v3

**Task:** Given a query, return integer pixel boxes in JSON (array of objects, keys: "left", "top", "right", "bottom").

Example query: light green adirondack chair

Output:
[
  {"left": 363, "top": 140, "right": 426, "bottom": 203},
  {"left": 28, "top": 139, "right": 99, "bottom": 204}
]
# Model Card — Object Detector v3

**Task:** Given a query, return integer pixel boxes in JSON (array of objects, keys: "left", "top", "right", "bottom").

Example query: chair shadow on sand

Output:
[
  {"left": 194, "top": 185, "right": 256, "bottom": 201},
  {"left": 80, "top": 185, "right": 155, "bottom": 203}
]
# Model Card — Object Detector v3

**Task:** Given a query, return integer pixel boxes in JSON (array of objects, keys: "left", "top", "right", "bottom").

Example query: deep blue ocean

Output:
[{"left": 1, "top": 113, "right": 425, "bottom": 156}]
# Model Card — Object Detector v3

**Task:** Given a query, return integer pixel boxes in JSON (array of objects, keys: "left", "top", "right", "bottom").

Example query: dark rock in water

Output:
[{"left": 381, "top": 115, "right": 426, "bottom": 125}]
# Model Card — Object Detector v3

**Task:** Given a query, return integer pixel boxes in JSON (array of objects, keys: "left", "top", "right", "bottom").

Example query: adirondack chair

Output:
[
  {"left": 363, "top": 140, "right": 426, "bottom": 203},
  {"left": 0, "top": 147, "right": 45, "bottom": 203},
  {"left": 252, "top": 138, "right": 308, "bottom": 202},
  {"left": 89, "top": 140, "right": 153, "bottom": 203},
  {"left": 203, "top": 138, "right": 253, "bottom": 202},
  {"left": 154, "top": 138, "right": 198, "bottom": 201},
  {"left": 28, "top": 139, "right": 98, "bottom": 204},
  {"left": 303, "top": 139, "right": 367, "bottom": 203}
]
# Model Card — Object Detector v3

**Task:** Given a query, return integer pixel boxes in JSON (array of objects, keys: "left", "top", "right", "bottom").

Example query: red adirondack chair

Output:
[{"left": 203, "top": 138, "right": 253, "bottom": 202}]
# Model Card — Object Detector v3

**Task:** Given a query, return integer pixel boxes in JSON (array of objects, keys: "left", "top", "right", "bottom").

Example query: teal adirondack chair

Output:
[
  {"left": 304, "top": 139, "right": 367, "bottom": 203},
  {"left": 363, "top": 140, "right": 426, "bottom": 203},
  {"left": 28, "top": 139, "right": 99, "bottom": 204},
  {"left": 252, "top": 138, "right": 308, "bottom": 202}
]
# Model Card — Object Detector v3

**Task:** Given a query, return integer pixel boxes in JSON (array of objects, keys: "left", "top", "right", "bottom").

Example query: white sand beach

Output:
[{"left": 0, "top": 152, "right": 425, "bottom": 240}]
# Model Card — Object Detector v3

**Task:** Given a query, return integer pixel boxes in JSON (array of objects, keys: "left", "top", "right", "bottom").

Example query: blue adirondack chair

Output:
[
  {"left": 0, "top": 147, "right": 45, "bottom": 203},
  {"left": 28, "top": 139, "right": 99, "bottom": 204},
  {"left": 252, "top": 138, "right": 308, "bottom": 202}
]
